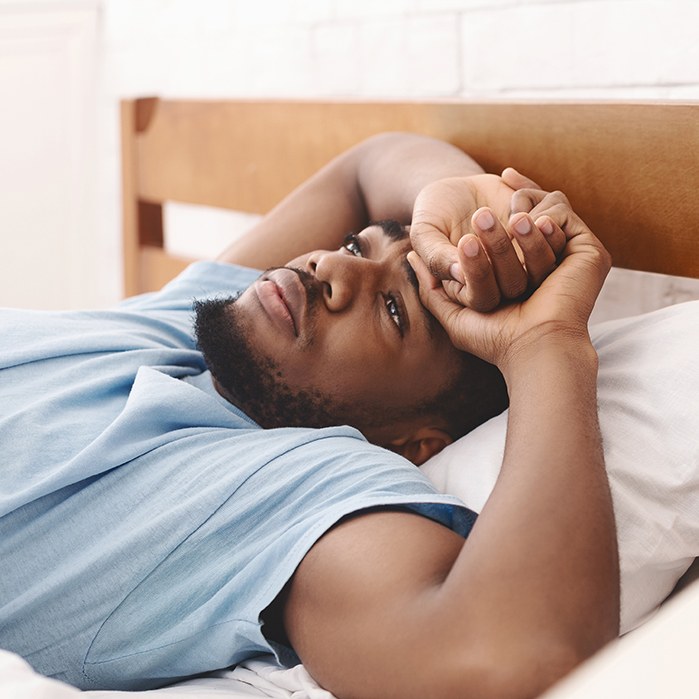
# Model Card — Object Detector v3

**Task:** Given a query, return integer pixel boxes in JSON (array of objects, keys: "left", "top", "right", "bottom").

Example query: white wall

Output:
[{"left": 3, "top": 0, "right": 699, "bottom": 309}]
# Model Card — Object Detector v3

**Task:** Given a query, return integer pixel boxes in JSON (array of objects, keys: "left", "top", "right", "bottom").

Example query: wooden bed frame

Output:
[{"left": 121, "top": 98, "right": 699, "bottom": 297}]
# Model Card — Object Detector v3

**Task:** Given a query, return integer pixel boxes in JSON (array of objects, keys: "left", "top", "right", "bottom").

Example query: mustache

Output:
[{"left": 266, "top": 265, "right": 320, "bottom": 311}]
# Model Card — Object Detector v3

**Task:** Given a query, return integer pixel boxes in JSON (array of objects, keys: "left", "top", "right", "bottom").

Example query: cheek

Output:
[{"left": 306, "top": 334, "right": 395, "bottom": 399}]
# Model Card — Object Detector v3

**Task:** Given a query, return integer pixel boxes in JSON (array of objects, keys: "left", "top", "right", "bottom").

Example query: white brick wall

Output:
[
  {"left": 88, "top": 0, "right": 697, "bottom": 309},
  {"left": 100, "top": 0, "right": 699, "bottom": 101}
]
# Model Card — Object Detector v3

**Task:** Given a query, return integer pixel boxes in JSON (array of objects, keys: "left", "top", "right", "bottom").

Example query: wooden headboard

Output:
[{"left": 121, "top": 98, "right": 699, "bottom": 297}]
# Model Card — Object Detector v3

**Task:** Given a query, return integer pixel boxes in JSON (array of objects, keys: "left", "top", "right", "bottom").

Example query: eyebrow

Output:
[
  {"left": 373, "top": 218, "right": 408, "bottom": 242},
  {"left": 372, "top": 219, "right": 436, "bottom": 338}
]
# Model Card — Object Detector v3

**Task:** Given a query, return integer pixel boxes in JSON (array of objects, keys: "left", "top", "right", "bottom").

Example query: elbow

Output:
[{"left": 432, "top": 641, "right": 599, "bottom": 699}]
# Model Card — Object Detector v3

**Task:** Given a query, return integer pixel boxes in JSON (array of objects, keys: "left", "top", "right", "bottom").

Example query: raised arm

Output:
[
  {"left": 282, "top": 188, "right": 618, "bottom": 699},
  {"left": 217, "top": 132, "right": 484, "bottom": 269}
]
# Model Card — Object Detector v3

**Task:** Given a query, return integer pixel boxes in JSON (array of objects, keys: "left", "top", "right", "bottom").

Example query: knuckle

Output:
[
  {"left": 443, "top": 280, "right": 463, "bottom": 302},
  {"left": 484, "top": 234, "right": 512, "bottom": 257},
  {"left": 550, "top": 190, "right": 570, "bottom": 205},
  {"left": 427, "top": 259, "right": 443, "bottom": 278},
  {"left": 510, "top": 191, "right": 534, "bottom": 213},
  {"left": 548, "top": 202, "right": 570, "bottom": 221}
]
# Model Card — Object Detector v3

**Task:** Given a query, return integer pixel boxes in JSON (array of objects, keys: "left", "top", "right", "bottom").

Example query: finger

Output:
[
  {"left": 501, "top": 167, "right": 542, "bottom": 191},
  {"left": 533, "top": 215, "right": 566, "bottom": 259},
  {"left": 472, "top": 207, "right": 527, "bottom": 300},
  {"left": 407, "top": 250, "right": 459, "bottom": 318},
  {"left": 502, "top": 168, "right": 545, "bottom": 215},
  {"left": 454, "top": 234, "right": 504, "bottom": 312},
  {"left": 407, "top": 249, "right": 441, "bottom": 293},
  {"left": 409, "top": 224, "right": 466, "bottom": 284},
  {"left": 509, "top": 212, "right": 557, "bottom": 288},
  {"left": 441, "top": 277, "right": 467, "bottom": 305},
  {"left": 438, "top": 237, "right": 503, "bottom": 312},
  {"left": 526, "top": 190, "right": 571, "bottom": 221},
  {"left": 407, "top": 251, "right": 473, "bottom": 352},
  {"left": 528, "top": 199, "right": 588, "bottom": 243},
  {"left": 509, "top": 186, "right": 549, "bottom": 215}
]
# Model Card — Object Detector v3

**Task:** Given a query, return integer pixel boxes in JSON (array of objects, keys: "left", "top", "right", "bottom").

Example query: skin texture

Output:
[
  {"left": 215, "top": 134, "right": 619, "bottom": 699},
  {"left": 210, "top": 222, "right": 467, "bottom": 456}
]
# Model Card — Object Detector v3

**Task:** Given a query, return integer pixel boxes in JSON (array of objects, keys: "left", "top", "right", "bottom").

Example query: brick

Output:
[
  {"left": 460, "top": 5, "right": 576, "bottom": 91},
  {"left": 570, "top": 0, "right": 699, "bottom": 86},
  {"left": 358, "top": 15, "right": 461, "bottom": 96},
  {"left": 312, "top": 23, "right": 361, "bottom": 94},
  {"left": 231, "top": 24, "right": 316, "bottom": 95},
  {"left": 335, "top": 0, "right": 419, "bottom": 21},
  {"left": 416, "top": 0, "right": 517, "bottom": 11},
  {"left": 233, "top": 0, "right": 296, "bottom": 27},
  {"left": 233, "top": 0, "right": 335, "bottom": 26},
  {"left": 460, "top": 1, "right": 699, "bottom": 93},
  {"left": 288, "top": 0, "right": 337, "bottom": 24}
]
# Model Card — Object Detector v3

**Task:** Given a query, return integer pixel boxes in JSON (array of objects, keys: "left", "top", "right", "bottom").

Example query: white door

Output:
[{"left": 0, "top": 1, "right": 99, "bottom": 309}]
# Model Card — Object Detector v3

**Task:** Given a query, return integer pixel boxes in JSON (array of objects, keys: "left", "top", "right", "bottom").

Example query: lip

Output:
[{"left": 255, "top": 269, "right": 306, "bottom": 337}]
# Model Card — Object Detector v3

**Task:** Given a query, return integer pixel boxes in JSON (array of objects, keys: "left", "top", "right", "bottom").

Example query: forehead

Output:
[
  {"left": 363, "top": 221, "right": 437, "bottom": 335},
  {"left": 363, "top": 219, "right": 417, "bottom": 287}
]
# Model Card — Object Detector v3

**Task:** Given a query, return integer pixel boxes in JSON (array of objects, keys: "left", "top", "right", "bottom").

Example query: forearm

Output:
[
  {"left": 355, "top": 132, "right": 484, "bottom": 224},
  {"left": 439, "top": 336, "right": 618, "bottom": 696},
  {"left": 218, "top": 132, "right": 483, "bottom": 269},
  {"left": 286, "top": 341, "right": 617, "bottom": 699}
]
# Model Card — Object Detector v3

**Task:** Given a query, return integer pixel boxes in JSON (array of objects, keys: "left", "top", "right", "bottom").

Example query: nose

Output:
[{"left": 307, "top": 250, "right": 381, "bottom": 313}]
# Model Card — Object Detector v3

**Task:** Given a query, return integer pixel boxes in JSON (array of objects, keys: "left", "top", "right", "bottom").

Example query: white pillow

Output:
[{"left": 421, "top": 300, "right": 699, "bottom": 634}]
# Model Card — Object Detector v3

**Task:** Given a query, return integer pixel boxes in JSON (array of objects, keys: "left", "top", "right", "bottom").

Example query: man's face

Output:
[{"left": 195, "top": 221, "right": 462, "bottom": 444}]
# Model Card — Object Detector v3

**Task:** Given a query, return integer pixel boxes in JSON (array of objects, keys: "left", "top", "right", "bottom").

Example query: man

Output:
[{"left": 0, "top": 133, "right": 617, "bottom": 699}]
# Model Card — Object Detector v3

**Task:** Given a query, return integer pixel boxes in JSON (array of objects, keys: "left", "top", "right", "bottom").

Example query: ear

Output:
[{"left": 388, "top": 426, "right": 453, "bottom": 466}]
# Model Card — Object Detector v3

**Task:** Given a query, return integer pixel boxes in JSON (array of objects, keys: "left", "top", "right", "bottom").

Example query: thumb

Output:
[
  {"left": 501, "top": 167, "right": 542, "bottom": 190},
  {"left": 409, "top": 224, "right": 464, "bottom": 284}
]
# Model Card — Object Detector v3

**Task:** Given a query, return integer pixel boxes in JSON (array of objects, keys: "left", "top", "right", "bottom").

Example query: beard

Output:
[{"left": 193, "top": 269, "right": 348, "bottom": 430}]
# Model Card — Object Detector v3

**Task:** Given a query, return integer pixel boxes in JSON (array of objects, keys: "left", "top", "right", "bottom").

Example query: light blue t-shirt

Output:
[{"left": 0, "top": 261, "right": 476, "bottom": 691}]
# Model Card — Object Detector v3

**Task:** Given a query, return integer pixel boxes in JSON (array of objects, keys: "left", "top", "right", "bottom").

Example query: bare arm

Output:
[
  {"left": 283, "top": 190, "right": 618, "bottom": 699},
  {"left": 217, "top": 132, "right": 484, "bottom": 269}
]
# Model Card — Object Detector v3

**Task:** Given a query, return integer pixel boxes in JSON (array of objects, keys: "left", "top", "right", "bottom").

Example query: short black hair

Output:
[{"left": 419, "top": 352, "right": 508, "bottom": 440}]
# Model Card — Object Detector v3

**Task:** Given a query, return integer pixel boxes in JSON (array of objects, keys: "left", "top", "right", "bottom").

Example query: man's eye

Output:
[
  {"left": 385, "top": 294, "right": 404, "bottom": 336},
  {"left": 342, "top": 234, "right": 363, "bottom": 257}
]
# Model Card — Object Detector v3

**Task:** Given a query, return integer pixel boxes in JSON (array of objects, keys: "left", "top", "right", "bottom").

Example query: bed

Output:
[{"left": 7, "top": 98, "right": 699, "bottom": 698}]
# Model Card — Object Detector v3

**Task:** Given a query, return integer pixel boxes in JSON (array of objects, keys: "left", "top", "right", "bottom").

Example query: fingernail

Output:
[
  {"left": 450, "top": 262, "right": 465, "bottom": 284},
  {"left": 462, "top": 236, "right": 480, "bottom": 258},
  {"left": 538, "top": 218, "right": 554, "bottom": 235},
  {"left": 475, "top": 209, "right": 495, "bottom": 231},
  {"left": 514, "top": 216, "right": 531, "bottom": 235}
]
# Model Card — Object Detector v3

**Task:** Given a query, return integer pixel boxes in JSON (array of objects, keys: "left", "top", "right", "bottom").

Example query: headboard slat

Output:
[{"left": 122, "top": 98, "right": 699, "bottom": 295}]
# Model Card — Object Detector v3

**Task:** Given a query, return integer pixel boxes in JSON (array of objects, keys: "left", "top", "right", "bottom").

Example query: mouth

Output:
[{"left": 255, "top": 268, "right": 308, "bottom": 337}]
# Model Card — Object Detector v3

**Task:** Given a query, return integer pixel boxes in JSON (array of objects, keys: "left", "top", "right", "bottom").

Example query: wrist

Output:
[{"left": 500, "top": 323, "right": 598, "bottom": 383}]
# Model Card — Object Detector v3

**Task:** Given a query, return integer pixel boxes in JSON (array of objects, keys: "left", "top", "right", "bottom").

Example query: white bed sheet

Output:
[{"left": 1, "top": 651, "right": 335, "bottom": 699}]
